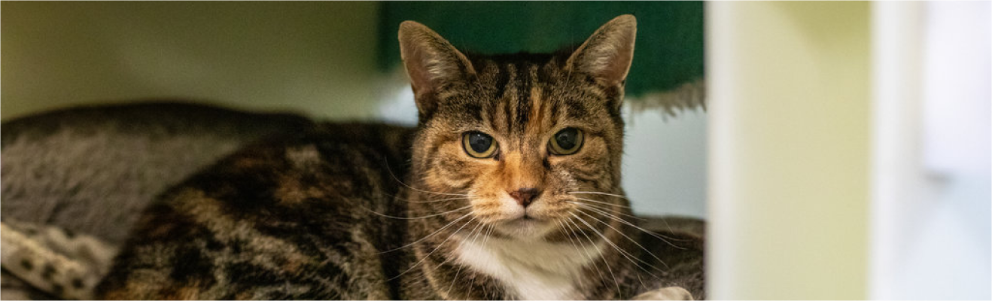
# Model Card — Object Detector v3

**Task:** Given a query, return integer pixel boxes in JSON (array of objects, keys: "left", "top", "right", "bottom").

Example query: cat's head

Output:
[{"left": 400, "top": 15, "right": 636, "bottom": 241}]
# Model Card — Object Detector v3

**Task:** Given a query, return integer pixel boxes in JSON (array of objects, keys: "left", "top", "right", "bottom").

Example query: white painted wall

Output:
[
  {"left": 870, "top": 2, "right": 991, "bottom": 299},
  {"left": 621, "top": 107, "right": 707, "bottom": 218}
]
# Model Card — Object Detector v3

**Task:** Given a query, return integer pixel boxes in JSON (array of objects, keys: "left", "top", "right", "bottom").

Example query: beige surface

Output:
[
  {"left": 707, "top": 2, "right": 870, "bottom": 299},
  {"left": 2, "top": 2, "right": 382, "bottom": 121}
]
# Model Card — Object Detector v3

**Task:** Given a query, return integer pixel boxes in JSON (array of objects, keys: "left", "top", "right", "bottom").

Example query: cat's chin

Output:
[{"left": 494, "top": 217, "right": 555, "bottom": 240}]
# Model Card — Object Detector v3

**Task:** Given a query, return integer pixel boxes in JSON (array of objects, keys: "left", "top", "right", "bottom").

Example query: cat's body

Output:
[
  {"left": 97, "top": 123, "right": 414, "bottom": 299},
  {"left": 98, "top": 15, "right": 704, "bottom": 299}
]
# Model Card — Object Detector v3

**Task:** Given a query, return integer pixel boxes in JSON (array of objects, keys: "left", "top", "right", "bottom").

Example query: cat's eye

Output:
[
  {"left": 549, "top": 128, "right": 584, "bottom": 155},
  {"left": 463, "top": 132, "right": 498, "bottom": 158}
]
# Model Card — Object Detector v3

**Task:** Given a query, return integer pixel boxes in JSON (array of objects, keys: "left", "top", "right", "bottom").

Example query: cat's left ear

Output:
[{"left": 566, "top": 15, "right": 637, "bottom": 86}]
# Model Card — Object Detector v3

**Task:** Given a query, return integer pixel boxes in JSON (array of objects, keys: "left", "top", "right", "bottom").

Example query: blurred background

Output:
[
  {"left": 1, "top": 1, "right": 989, "bottom": 299},
  {"left": 1, "top": 2, "right": 708, "bottom": 220},
  {"left": 708, "top": 2, "right": 989, "bottom": 299}
]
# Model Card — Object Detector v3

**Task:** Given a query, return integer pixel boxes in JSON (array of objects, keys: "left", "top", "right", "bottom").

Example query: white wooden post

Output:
[{"left": 707, "top": 2, "right": 871, "bottom": 298}]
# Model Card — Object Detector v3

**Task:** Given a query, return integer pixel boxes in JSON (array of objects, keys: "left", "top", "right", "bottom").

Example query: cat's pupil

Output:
[
  {"left": 555, "top": 129, "right": 578, "bottom": 150},
  {"left": 469, "top": 133, "right": 492, "bottom": 153}
]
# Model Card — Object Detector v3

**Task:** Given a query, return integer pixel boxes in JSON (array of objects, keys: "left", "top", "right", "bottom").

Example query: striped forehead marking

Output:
[{"left": 527, "top": 86, "right": 546, "bottom": 136}]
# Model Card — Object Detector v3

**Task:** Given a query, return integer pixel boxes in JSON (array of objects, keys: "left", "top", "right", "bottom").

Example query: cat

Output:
[
  {"left": 1, "top": 102, "right": 313, "bottom": 299},
  {"left": 96, "top": 15, "right": 704, "bottom": 300},
  {"left": 2, "top": 102, "right": 313, "bottom": 246}
]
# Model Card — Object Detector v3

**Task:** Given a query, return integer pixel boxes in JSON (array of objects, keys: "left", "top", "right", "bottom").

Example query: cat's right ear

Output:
[
  {"left": 565, "top": 15, "right": 637, "bottom": 87},
  {"left": 398, "top": 21, "right": 476, "bottom": 115}
]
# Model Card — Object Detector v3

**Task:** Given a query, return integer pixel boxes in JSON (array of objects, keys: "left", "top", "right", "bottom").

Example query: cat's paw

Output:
[{"left": 632, "top": 286, "right": 693, "bottom": 300}]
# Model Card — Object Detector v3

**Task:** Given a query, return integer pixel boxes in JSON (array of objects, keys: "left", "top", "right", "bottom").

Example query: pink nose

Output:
[{"left": 509, "top": 188, "right": 540, "bottom": 208}]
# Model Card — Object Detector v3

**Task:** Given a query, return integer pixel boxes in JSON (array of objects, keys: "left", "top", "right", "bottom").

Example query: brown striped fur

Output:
[{"left": 97, "top": 15, "right": 703, "bottom": 300}]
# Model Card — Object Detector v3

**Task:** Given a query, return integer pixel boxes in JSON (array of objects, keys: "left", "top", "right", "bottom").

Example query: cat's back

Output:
[{"left": 97, "top": 122, "right": 414, "bottom": 299}]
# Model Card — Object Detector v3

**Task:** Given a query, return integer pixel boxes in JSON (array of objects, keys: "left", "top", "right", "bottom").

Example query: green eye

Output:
[
  {"left": 549, "top": 128, "right": 584, "bottom": 155},
  {"left": 463, "top": 132, "right": 498, "bottom": 158}
]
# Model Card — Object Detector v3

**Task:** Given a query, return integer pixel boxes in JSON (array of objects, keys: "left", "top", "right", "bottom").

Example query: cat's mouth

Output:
[
  {"left": 505, "top": 211, "right": 546, "bottom": 225},
  {"left": 496, "top": 215, "right": 554, "bottom": 239},
  {"left": 511, "top": 214, "right": 541, "bottom": 223}
]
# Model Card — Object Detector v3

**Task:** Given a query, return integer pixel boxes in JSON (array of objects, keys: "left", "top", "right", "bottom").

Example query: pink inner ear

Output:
[
  {"left": 399, "top": 34, "right": 436, "bottom": 98},
  {"left": 399, "top": 22, "right": 475, "bottom": 102},
  {"left": 405, "top": 50, "right": 435, "bottom": 98},
  {"left": 588, "top": 43, "right": 634, "bottom": 85},
  {"left": 568, "top": 15, "right": 637, "bottom": 86}
]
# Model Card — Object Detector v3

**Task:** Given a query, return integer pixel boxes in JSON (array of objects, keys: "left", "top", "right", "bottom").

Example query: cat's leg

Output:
[{"left": 631, "top": 286, "right": 694, "bottom": 300}]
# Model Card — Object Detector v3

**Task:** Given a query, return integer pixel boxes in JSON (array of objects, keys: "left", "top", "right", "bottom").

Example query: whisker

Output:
[
  {"left": 381, "top": 212, "right": 473, "bottom": 254},
  {"left": 570, "top": 212, "right": 641, "bottom": 265},
  {"left": 570, "top": 212, "right": 661, "bottom": 293},
  {"left": 570, "top": 196, "right": 633, "bottom": 210},
  {"left": 482, "top": 223, "right": 495, "bottom": 246},
  {"left": 569, "top": 198, "right": 640, "bottom": 220},
  {"left": 364, "top": 204, "right": 472, "bottom": 220},
  {"left": 656, "top": 217, "right": 685, "bottom": 239},
  {"left": 558, "top": 218, "right": 604, "bottom": 293},
  {"left": 568, "top": 191, "right": 629, "bottom": 199},
  {"left": 403, "top": 196, "right": 471, "bottom": 204},
  {"left": 573, "top": 203, "right": 689, "bottom": 249},
  {"left": 572, "top": 203, "right": 644, "bottom": 224},
  {"left": 389, "top": 216, "right": 477, "bottom": 281},
  {"left": 570, "top": 197, "right": 632, "bottom": 211},
  {"left": 384, "top": 157, "right": 469, "bottom": 197},
  {"left": 447, "top": 220, "right": 488, "bottom": 296},
  {"left": 575, "top": 208, "right": 671, "bottom": 270},
  {"left": 564, "top": 215, "right": 622, "bottom": 296}
]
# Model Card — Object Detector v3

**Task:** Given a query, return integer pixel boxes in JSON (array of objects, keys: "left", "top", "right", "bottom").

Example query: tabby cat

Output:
[{"left": 97, "top": 15, "right": 704, "bottom": 300}]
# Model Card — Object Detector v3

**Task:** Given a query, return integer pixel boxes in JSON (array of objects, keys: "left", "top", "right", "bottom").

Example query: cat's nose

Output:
[{"left": 508, "top": 188, "right": 541, "bottom": 208}]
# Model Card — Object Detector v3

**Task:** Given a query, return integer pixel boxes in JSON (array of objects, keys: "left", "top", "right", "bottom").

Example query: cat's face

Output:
[{"left": 401, "top": 16, "right": 636, "bottom": 241}]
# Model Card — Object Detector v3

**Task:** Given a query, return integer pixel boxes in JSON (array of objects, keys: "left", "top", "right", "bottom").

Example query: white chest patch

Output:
[{"left": 455, "top": 235, "right": 606, "bottom": 300}]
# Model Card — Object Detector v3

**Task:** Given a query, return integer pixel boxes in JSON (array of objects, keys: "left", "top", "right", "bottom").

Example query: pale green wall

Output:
[
  {"left": 1, "top": 2, "right": 381, "bottom": 120},
  {"left": 707, "top": 2, "right": 870, "bottom": 299}
]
